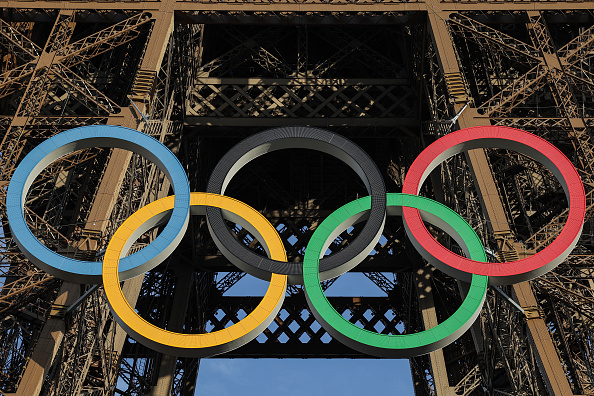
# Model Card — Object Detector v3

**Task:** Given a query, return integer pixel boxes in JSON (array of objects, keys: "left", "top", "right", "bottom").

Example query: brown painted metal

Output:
[
  {"left": 0, "top": 1, "right": 593, "bottom": 395},
  {"left": 428, "top": 12, "right": 582, "bottom": 396},
  {"left": 13, "top": 282, "right": 80, "bottom": 396},
  {"left": 513, "top": 282, "right": 574, "bottom": 395}
]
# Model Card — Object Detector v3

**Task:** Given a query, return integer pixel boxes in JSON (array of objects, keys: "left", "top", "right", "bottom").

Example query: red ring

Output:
[{"left": 402, "top": 126, "right": 586, "bottom": 286}]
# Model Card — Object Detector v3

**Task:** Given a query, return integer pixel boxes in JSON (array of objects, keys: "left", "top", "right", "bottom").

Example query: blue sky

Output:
[
  {"left": 196, "top": 358, "right": 414, "bottom": 395},
  {"left": 194, "top": 272, "right": 416, "bottom": 395}
]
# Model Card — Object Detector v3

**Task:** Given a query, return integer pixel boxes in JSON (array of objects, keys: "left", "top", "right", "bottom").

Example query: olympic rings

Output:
[
  {"left": 402, "top": 126, "right": 586, "bottom": 285},
  {"left": 6, "top": 125, "right": 191, "bottom": 284},
  {"left": 6, "top": 124, "right": 586, "bottom": 358},
  {"left": 206, "top": 126, "right": 386, "bottom": 285},
  {"left": 302, "top": 194, "right": 488, "bottom": 358},
  {"left": 103, "top": 193, "right": 287, "bottom": 357}
]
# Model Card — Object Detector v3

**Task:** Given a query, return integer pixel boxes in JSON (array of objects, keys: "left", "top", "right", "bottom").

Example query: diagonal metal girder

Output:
[
  {"left": 0, "top": 19, "right": 41, "bottom": 62},
  {"left": 51, "top": 64, "right": 119, "bottom": 115},
  {"left": 58, "top": 12, "right": 152, "bottom": 69},
  {"left": 478, "top": 64, "right": 548, "bottom": 117},
  {"left": 196, "top": 27, "right": 291, "bottom": 78},
  {"left": 0, "top": 63, "right": 36, "bottom": 98},
  {"left": 0, "top": 12, "right": 151, "bottom": 101},
  {"left": 319, "top": 27, "right": 407, "bottom": 78},
  {"left": 448, "top": 14, "right": 542, "bottom": 67},
  {"left": 558, "top": 23, "right": 594, "bottom": 67}
]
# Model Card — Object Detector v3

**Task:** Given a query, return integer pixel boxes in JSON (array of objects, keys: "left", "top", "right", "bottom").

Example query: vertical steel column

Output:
[
  {"left": 415, "top": 264, "right": 455, "bottom": 396},
  {"left": 0, "top": 11, "right": 75, "bottom": 184},
  {"left": 428, "top": 13, "right": 575, "bottom": 396},
  {"left": 512, "top": 282, "right": 574, "bottom": 395},
  {"left": 89, "top": 9, "right": 177, "bottom": 391},
  {"left": 149, "top": 266, "right": 193, "bottom": 396},
  {"left": 9, "top": 12, "right": 80, "bottom": 396},
  {"left": 8, "top": 283, "right": 79, "bottom": 396},
  {"left": 85, "top": 9, "right": 175, "bottom": 242},
  {"left": 11, "top": 9, "right": 177, "bottom": 395}
]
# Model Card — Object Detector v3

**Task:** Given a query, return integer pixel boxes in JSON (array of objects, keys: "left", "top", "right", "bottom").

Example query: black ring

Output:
[{"left": 205, "top": 126, "right": 387, "bottom": 284}]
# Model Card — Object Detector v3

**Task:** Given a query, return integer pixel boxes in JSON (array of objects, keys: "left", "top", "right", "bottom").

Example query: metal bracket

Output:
[
  {"left": 492, "top": 286, "right": 525, "bottom": 314},
  {"left": 130, "top": 99, "right": 149, "bottom": 124},
  {"left": 49, "top": 304, "right": 68, "bottom": 318},
  {"left": 65, "top": 284, "right": 101, "bottom": 315},
  {"left": 523, "top": 306, "right": 543, "bottom": 320}
]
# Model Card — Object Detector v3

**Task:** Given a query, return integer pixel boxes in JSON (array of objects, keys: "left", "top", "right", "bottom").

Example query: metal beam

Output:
[
  {"left": 513, "top": 282, "right": 574, "bottom": 395},
  {"left": 13, "top": 282, "right": 79, "bottom": 396},
  {"left": 149, "top": 267, "right": 193, "bottom": 396},
  {"left": 2, "top": 1, "right": 594, "bottom": 12},
  {"left": 429, "top": 13, "right": 576, "bottom": 396}
]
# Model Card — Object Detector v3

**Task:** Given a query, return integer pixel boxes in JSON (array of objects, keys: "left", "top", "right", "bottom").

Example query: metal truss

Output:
[
  {"left": 186, "top": 25, "right": 417, "bottom": 128},
  {"left": 442, "top": 10, "right": 594, "bottom": 395},
  {"left": 0, "top": 8, "right": 155, "bottom": 395},
  {"left": 0, "top": 3, "right": 593, "bottom": 396},
  {"left": 204, "top": 294, "right": 404, "bottom": 358}
]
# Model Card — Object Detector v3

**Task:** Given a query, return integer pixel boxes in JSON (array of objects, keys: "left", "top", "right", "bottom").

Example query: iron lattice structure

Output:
[{"left": 0, "top": 1, "right": 592, "bottom": 395}]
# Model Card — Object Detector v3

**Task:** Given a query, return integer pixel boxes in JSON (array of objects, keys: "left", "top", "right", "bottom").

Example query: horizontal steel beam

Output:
[
  {"left": 194, "top": 77, "right": 411, "bottom": 86},
  {"left": 184, "top": 117, "right": 420, "bottom": 127},
  {"left": 194, "top": 254, "right": 414, "bottom": 272},
  {"left": 2, "top": 2, "right": 594, "bottom": 13}
]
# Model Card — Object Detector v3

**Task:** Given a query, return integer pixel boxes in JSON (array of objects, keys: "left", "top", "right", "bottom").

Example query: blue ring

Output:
[{"left": 6, "top": 125, "right": 191, "bottom": 284}]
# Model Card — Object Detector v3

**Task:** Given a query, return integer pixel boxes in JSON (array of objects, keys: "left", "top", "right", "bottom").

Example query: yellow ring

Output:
[{"left": 103, "top": 193, "right": 287, "bottom": 357}]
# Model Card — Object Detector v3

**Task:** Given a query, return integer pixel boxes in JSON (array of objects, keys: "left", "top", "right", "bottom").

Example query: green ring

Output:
[{"left": 303, "top": 193, "right": 489, "bottom": 358}]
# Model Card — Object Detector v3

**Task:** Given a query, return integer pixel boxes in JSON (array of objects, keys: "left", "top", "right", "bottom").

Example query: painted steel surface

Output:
[
  {"left": 103, "top": 193, "right": 287, "bottom": 357},
  {"left": 6, "top": 125, "right": 586, "bottom": 358},
  {"left": 6, "top": 125, "right": 191, "bottom": 284},
  {"left": 401, "top": 126, "right": 586, "bottom": 285},
  {"left": 302, "top": 194, "right": 488, "bottom": 358},
  {"left": 205, "top": 126, "right": 386, "bottom": 285}
]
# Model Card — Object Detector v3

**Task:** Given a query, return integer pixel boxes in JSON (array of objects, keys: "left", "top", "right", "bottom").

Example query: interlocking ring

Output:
[
  {"left": 103, "top": 193, "right": 287, "bottom": 357},
  {"left": 302, "top": 194, "right": 488, "bottom": 358},
  {"left": 6, "top": 125, "right": 586, "bottom": 358},
  {"left": 402, "top": 126, "right": 586, "bottom": 285},
  {"left": 205, "top": 126, "right": 386, "bottom": 285},
  {"left": 6, "top": 125, "right": 191, "bottom": 284}
]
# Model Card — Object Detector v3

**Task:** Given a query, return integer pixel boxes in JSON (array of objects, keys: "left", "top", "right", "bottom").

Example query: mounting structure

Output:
[{"left": 0, "top": 0, "right": 593, "bottom": 395}]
